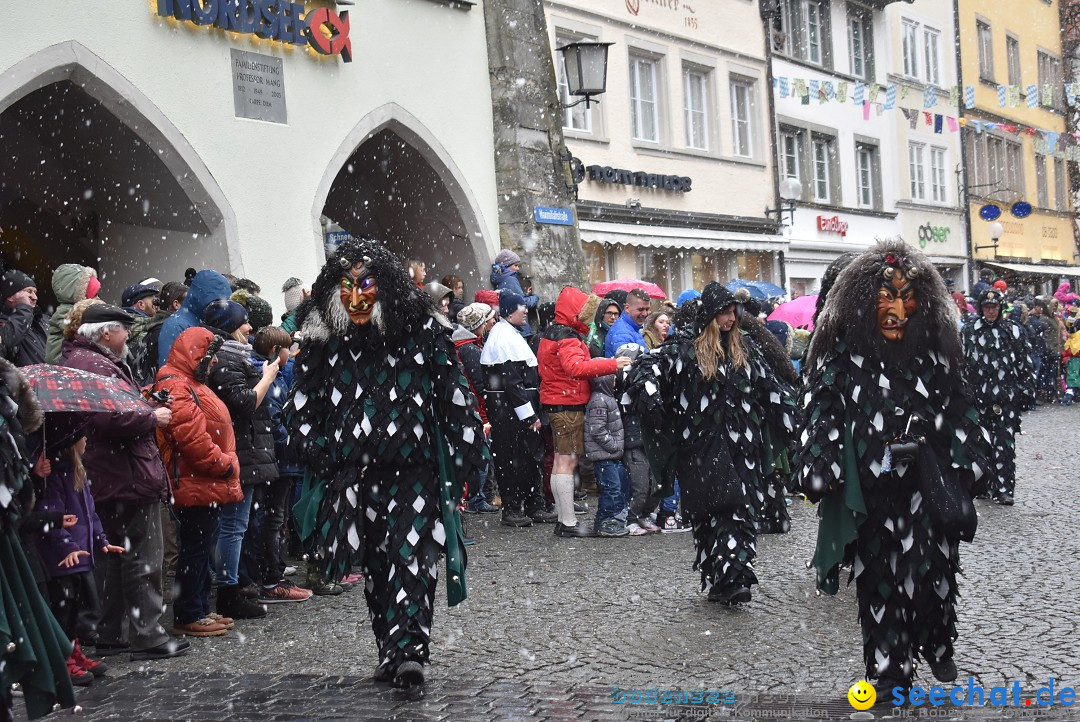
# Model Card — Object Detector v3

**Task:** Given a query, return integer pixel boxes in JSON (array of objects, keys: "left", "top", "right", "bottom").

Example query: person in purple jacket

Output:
[{"left": 32, "top": 418, "right": 126, "bottom": 686}]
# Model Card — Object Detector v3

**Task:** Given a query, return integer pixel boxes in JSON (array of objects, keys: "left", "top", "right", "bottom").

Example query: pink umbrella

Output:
[
  {"left": 592, "top": 279, "right": 667, "bottom": 299},
  {"left": 768, "top": 294, "right": 818, "bottom": 330}
]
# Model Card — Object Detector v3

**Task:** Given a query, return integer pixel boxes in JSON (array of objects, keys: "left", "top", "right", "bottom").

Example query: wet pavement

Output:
[{"left": 20, "top": 403, "right": 1080, "bottom": 721}]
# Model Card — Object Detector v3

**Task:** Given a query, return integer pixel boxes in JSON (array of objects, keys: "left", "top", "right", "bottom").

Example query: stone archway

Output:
[
  {"left": 314, "top": 104, "right": 492, "bottom": 295},
  {"left": 0, "top": 42, "right": 238, "bottom": 301}
]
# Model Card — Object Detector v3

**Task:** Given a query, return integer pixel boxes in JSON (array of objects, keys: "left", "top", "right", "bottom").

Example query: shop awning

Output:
[
  {"left": 578, "top": 221, "right": 786, "bottom": 253},
  {"left": 984, "top": 261, "right": 1080, "bottom": 277}
]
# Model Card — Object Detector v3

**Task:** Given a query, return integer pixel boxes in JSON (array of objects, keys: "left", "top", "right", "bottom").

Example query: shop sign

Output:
[
  {"left": 533, "top": 206, "right": 574, "bottom": 226},
  {"left": 584, "top": 164, "right": 693, "bottom": 192},
  {"left": 232, "top": 50, "right": 287, "bottom": 124},
  {"left": 156, "top": 0, "right": 353, "bottom": 62},
  {"left": 325, "top": 230, "right": 353, "bottom": 249},
  {"left": 817, "top": 215, "right": 848, "bottom": 237},
  {"left": 916, "top": 222, "right": 952, "bottom": 249}
]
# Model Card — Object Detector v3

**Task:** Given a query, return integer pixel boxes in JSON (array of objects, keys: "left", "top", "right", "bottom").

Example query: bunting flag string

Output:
[{"left": 772, "top": 76, "right": 1080, "bottom": 157}]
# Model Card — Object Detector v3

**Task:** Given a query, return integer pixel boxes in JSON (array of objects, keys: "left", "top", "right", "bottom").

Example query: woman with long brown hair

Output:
[{"left": 622, "top": 282, "right": 794, "bottom": 605}]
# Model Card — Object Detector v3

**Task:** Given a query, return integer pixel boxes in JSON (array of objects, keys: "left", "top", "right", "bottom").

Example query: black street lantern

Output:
[{"left": 558, "top": 41, "right": 613, "bottom": 109}]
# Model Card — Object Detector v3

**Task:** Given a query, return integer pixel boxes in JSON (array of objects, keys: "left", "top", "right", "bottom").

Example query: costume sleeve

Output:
[
  {"left": 428, "top": 327, "right": 489, "bottom": 500},
  {"left": 286, "top": 335, "right": 334, "bottom": 473},
  {"left": 794, "top": 350, "right": 848, "bottom": 503},
  {"left": 1011, "top": 321, "right": 1037, "bottom": 411}
]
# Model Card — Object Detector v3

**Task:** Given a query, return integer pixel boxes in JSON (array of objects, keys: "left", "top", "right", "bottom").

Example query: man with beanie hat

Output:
[
  {"left": 0, "top": 268, "right": 47, "bottom": 366},
  {"left": 490, "top": 250, "right": 538, "bottom": 335},
  {"left": 482, "top": 290, "right": 555, "bottom": 527}
]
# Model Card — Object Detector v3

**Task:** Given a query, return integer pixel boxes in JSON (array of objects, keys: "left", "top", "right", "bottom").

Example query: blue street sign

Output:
[{"left": 533, "top": 206, "right": 574, "bottom": 226}]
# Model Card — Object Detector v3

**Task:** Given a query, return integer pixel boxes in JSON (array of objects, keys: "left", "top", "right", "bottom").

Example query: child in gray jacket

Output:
[{"left": 585, "top": 372, "right": 630, "bottom": 537}]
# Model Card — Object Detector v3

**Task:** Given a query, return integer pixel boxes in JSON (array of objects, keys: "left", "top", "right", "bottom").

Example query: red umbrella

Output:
[
  {"left": 19, "top": 365, "right": 152, "bottom": 415},
  {"left": 767, "top": 294, "right": 818, "bottom": 330},
  {"left": 592, "top": 279, "right": 667, "bottom": 299}
]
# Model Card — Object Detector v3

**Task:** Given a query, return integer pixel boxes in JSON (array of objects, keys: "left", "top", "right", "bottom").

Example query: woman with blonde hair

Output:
[{"left": 622, "top": 282, "right": 794, "bottom": 605}]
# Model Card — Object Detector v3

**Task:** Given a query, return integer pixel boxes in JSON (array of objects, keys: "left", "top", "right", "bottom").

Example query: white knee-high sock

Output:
[{"left": 550, "top": 474, "right": 577, "bottom": 526}]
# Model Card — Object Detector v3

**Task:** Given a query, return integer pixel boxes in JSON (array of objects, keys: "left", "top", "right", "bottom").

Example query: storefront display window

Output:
[{"left": 583, "top": 242, "right": 609, "bottom": 290}]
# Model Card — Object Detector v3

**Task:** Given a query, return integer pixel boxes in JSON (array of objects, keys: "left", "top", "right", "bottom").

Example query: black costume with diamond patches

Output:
[
  {"left": 623, "top": 318, "right": 794, "bottom": 598},
  {"left": 960, "top": 315, "right": 1034, "bottom": 500},
  {"left": 287, "top": 239, "right": 486, "bottom": 677},
  {"left": 797, "top": 240, "right": 990, "bottom": 686}
]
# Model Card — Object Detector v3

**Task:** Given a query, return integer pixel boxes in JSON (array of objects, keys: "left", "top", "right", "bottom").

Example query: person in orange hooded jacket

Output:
[
  {"left": 154, "top": 327, "right": 242, "bottom": 638},
  {"left": 537, "top": 286, "right": 629, "bottom": 538}
]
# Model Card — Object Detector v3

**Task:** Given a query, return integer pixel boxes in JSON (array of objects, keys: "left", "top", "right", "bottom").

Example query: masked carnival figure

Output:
[
  {"left": 286, "top": 239, "right": 487, "bottom": 689},
  {"left": 961, "top": 288, "right": 1035, "bottom": 505},
  {"left": 797, "top": 240, "right": 990, "bottom": 694},
  {"left": 621, "top": 283, "right": 795, "bottom": 605}
]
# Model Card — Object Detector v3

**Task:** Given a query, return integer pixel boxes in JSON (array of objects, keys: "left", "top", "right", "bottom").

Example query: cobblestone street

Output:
[{"left": 25, "top": 404, "right": 1080, "bottom": 721}]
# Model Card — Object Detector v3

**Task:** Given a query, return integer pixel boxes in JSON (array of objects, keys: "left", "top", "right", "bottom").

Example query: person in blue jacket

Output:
[
  {"left": 156, "top": 270, "right": 232, "bottom": 367},
  {"left": 490, "top": 249, "right": 538, "bottom": 335},
  {"left": 604, "top": 288, "right": 651, "bottom": 357}
]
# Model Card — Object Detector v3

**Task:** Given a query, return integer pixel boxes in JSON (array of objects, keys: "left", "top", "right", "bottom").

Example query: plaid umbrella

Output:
[{"left": 19, "top": 364, "right": 151, "bottom": 415}]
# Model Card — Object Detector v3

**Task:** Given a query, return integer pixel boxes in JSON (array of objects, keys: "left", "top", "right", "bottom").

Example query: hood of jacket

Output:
[
  {"left": 594, "top": 298, "right": 621, "bottom": 330},
  {"left": 165, "top": 327, "right": 219, "bottom": 379},
  {"left": 590, "top": 373, "right": 615, "bottom": 396},
  {"left": 1059, "top": 282, "right": 1073, "bottom": 295},
  {"left": 50, "top": 264, "right": 97, "bottom": 306},
  {"left": 451, "top": 325, "right": 477, "bottom": 345},
  {"left": 0, "top": 356, "right": 43, "bottom": 434},
  {"left": 180, "top": 271, "right": 232, "bottom": 320},
  {"left": 553, "top": 286, "right": 600, "bottom": 336}
]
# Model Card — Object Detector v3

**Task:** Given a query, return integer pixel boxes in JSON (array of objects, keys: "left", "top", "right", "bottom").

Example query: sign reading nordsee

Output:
[
  {"left": 156, "top": 0, "right": 353, "bottom": 62},
  {"left": 534, "top": 206, "right": 574, "bottom": 226}
]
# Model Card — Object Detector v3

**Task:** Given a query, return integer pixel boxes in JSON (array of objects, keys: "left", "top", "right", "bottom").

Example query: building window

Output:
[
  {"left": 1006, "top": 35, "right": 1021, "bottom": 87},
  {"left": 556, "top": 32, "right": 593, "bottom": 133},
  {"left": 1005, "top": 140, "right": 1024, "bottom": 193},
  {"left": 909, "top": 142, "right": 926, "bottom": 201},
  {"left": 582, "top": 242, "right": 609, "bottom": 289},
  {"left": 930, "top": 146, "right": 947, "bottom": 203},
  {"left": 629, "top": 55, "right": 660, "bottom": 143},
  {"left": 976, "top": 20, "right": 994, "bottom": 82},
  {"left": 683, "top": 67, "right": 709, "bottom": 150},
  {"left": 775, "top": 0, "right": 831, "bottom": 67},
  {"left": 847, "top": 5, "right": 873, "bottom": 80},
  {"left": 923, "top": 28, "right": 941, "bottom": 86},
  {"left": 902, "top": 19, "right": 919, "bottom": 79},
  {"left": 1036, "top": 155, "right": 1049, "bottom": 208},
  {"left": 856, "top": 143, "right": 877, "bottom": 209},
  {"left": 812, "top": 136, "right": 834, "bottom": 203},
  {"left": 1054, "top": 157, "right": 1068, "bottom": 211},
  {"left": 730, "top": 76, "right": 755, "bottom": 158},
  {"left": 1037, "top": 51, "right": 1063, "bottom": 109},
  {"left": 781, "top": 130, "right": 803, "bottom": 187}
]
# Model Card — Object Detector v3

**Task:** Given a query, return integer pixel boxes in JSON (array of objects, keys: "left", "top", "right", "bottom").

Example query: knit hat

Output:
[
  {"left": 0, "top": 269, "right": 36, "bottom": 301},
  {"left": 474, "top": 289, "right": 500, "bottom": 312},
  {"left": 457, "top": 302, "right": 495, "bottom": 331},
  {"left": 231, "top": 289, "right": 273, "bottom": 330},
  {"left": 700, "top": 282, "right": 737, "bottom": 320},
  {"left": 202, "top": 299, "right": 249, "bottom": 334},
  {"left": 677, "top": 289, "right": 701, "bottom": 307},
  {"left": 494, "top": 249, "right": 521, "bottom": 268},
  {"left": 992, "top": 279, "right": 1008, "bottom": 292},
  {"left": 282, "top": 277, "right": 305, "bottom": 313},
  {"left": 499, "top": 290, "right": 527, "bottom": 318}
]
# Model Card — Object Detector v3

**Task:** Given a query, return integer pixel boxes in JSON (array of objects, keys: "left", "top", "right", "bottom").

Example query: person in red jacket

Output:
[
  {"left": 538, "top": 287, "right": 629, "bottom": 538},
  {"left": 154, "top": 327, "right": 244, "bottom": 638}
]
